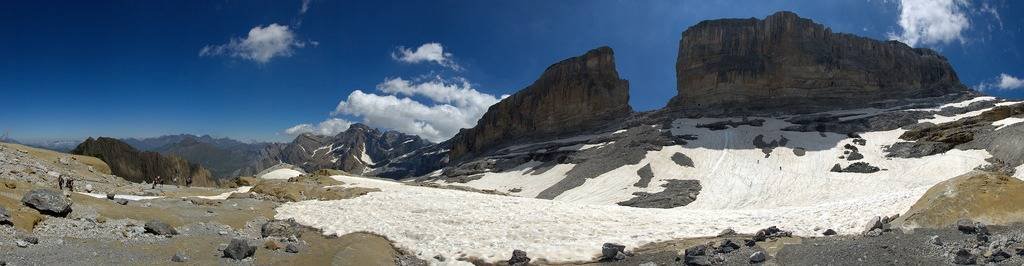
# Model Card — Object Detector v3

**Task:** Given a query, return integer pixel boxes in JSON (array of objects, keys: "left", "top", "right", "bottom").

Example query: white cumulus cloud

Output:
[
  {"left": 976, "top": 73, "right": 1024, "bottom": 91},
  {"left": 392, "top": 43, "right": 461, "bottom": 70},
  {"left": 300, "top": 77, "right": 501, "bottom": 142},
  {"left": 284, "top": 118, "right": 353, "bottom": 136},
  {"left": 887, "top": 0, "right": 971, "bottom": 47},
  {"left": 200, "top": 23, "right": 312, "bottom": 63}
]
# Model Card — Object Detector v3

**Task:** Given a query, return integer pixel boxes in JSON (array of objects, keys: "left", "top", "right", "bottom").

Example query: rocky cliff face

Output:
[
  {"left": 70, "top": 137, "right": 218, "bottom": 186},
  {"left": 449, "top": 47, "right": 632, "bottom": 162},
  {"left": 240, "top": 124, "right": 432, "bottom": 176},
  {"left": 669, "top": 11, "right": 969, "bottom": 115}
]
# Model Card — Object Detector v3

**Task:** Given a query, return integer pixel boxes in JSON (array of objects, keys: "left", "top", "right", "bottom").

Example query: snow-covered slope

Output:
[
  {"left": 442, "top": 100, "right": 1001, "bottom": 209},
  {"left": 272, "top": 97, "right": 1024, "bottom": 263}
]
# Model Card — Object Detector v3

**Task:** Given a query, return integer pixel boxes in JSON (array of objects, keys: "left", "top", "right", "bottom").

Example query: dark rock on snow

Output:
[
  {"left": 884, "top": 141, "right": 954, "bottom": 158},
  {"left": 841, "top": 162, "right": 880, "bottom": 173},
  {"left": 508, "top": 249, "right": 531, "bottom": 266},
  {"left": 822, "top": 229, "right": 837, "bottom": 236},
  {"left": 602, "top": 243, "right": 627, "bottom": 260},
  {"left": 617, "top": 179, "right": 701, "bottom": 208},
  {"left": 671, "top": 152, "right": 695, "bottom": 167}
]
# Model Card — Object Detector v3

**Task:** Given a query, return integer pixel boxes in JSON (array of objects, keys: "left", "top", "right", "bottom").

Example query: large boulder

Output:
[
  {"left": 669, "top": 11, "right": 968, "bottom": 115},
  {"left": 223, "top": 238, "right": 256, "bottom": 260},
  {"left": 21, "top": 189, "right": 72, "bottom": 216},
  {"left": 449, "top": 47, "right": 632, "bottom": 162},
  {"left": 144, "top": 220, "right": 178, "bottom": 236}
]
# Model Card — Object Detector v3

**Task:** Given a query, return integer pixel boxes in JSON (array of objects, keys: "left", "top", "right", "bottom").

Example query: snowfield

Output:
[
  {"left": 277, "top": 174, "right": 939, "bottom": 263},
  {"left": 273, "top": 98, "right": 1007, "bottom": 263},
  {"left": 259, "top": 168, "right": 304, "bottom": 180}
]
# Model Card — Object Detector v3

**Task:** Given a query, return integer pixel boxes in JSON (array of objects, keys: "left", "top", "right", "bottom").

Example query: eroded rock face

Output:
[
  {"left": 449, "top": 47, "right": 632, "bottom": 162},
  {"left": 669, "top": 11, "right": 968, "bottom": 115}
]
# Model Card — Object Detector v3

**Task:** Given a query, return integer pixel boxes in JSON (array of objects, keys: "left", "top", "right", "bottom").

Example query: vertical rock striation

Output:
[{"left": 669, "top": 11, "right": 969, "bottom": 115}]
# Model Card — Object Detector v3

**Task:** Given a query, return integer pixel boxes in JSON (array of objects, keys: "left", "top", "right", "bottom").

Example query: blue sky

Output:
[{"left": 2, "top": 0, "right": 1022, "bottom": 143}]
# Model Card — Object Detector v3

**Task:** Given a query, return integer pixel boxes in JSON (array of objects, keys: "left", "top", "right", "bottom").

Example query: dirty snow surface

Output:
[{"left": 274, "top": 98, "right": 1001, "bottom": 263}]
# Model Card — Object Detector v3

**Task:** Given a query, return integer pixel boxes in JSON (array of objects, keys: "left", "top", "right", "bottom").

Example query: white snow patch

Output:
[
  {"left": 992, "top": 117, "right": 1024, "bottom": 131},
  {"left": 1015, "top": 165, "right": 1024, "bottom": 181},
  {"left": 312, "top": 144, "right": 333, "bottom": 157},
  {"left": 194, "top": 186, "right": 252, "bottom": 200},
  {"left": 451, "top": 161, "right": 575, "bottom": 197},
  {"left": 78, "top": 193, "right": 162, "bottom": 201},
  {"left": 360, "top": 146, "right": 374, "bottom": 165},
  {"left": 909, "top": 96, "right": 998, "bottom": 112},
  {"left": 919, "top": 107, "right": 995, "bottom": 124},
  {"left": 277, "top": 175, "right": 942, "bottom": 264},
  {"left": 260, "top": 168, "right": 304, "bottom": 180},
  {"left": 77, "top": 186, "right": 252, "bottom": 201}
]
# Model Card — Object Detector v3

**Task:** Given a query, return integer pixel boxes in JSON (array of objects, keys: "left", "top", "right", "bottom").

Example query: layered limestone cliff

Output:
[
  {"left": 669, "top": 11, "right": 969, "bottom": 115},
  {"left": 449, "top": 46, "right": 632, "bottom": 161}
]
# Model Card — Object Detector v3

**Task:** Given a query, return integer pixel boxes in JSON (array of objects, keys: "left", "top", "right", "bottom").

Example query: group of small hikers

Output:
[
  {"left": 56, "top": 175, "right": 75, "bottom": 191},
  {"left": 149, "top": 175, "right": 194, "bottom": 189},
  {"left": 56, "top": 174, "right": 194, "bottom": 191}
]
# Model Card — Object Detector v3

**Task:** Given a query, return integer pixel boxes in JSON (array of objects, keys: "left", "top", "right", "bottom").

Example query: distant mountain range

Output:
[
  {"left": 7, "top": 138, "right": 85, "bottom": 152},
  {"left": 237, "top": 124, "right": 434, "bottom": 178},
  {"left": 121, "top": 134, "right": 268, "bottom": 178},
  {"left": 113, "top": 128, "right": 435, "bottom": 180}
]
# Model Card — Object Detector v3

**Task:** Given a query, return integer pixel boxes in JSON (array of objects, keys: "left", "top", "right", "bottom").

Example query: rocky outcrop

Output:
[
  {"left": 895, "top": 171, "right": 1024, "bottom": 229},
  {"left": 71, "top": 137, "right": 218, "bottom": 186},
  {"left": 900, "top": 103, "right": 1024, "bottom": 169},
  {"left": 669, "top": 11, "right": 969, "bottom": 115},
  {"left": 240, "top": 123, "right": 432, "bottom": 177},
  {"left": 449, "top": 47, "right": 632, "bottom": 162}
]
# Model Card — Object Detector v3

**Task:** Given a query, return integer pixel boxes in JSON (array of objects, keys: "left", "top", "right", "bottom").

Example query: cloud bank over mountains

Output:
[{"left": 286, "top": 43, "right": 505, "bottom": 142}]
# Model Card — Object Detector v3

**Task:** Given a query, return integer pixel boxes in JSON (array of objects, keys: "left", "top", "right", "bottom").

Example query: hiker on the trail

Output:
[
  {"left": 152, "top": 175, "right": 161, "bottom": 189},
  {"left": 57, "top": 175, "right": 65, "bottom": 190},
  {"left": 186, "top": 176, "right": 193, "bottom": 187},
  {"left": 67, "top": 178, "right": 74, "bottom": 192}
]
